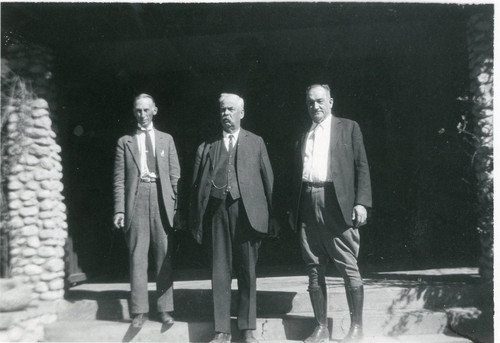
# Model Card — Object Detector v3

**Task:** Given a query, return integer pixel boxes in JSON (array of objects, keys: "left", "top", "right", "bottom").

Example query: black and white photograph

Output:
[{"left": 0, "top": 1, "right": 495, "bottom": 343}]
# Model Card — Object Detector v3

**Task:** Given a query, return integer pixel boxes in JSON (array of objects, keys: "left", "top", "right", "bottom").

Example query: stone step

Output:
[
  {"left": 59, "top": 274, "right": 478, "bottom": 321},
  {"left": 45, "top": 317, "right": 472, "bottom": 342},
  {"left": 50, "top": 268, "right": 478, "bottom": 341}
]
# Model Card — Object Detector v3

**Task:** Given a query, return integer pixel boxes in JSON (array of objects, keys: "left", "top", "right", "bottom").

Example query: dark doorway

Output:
[{"left": 2, "top": 2, "right": 488, "bottom": 281}]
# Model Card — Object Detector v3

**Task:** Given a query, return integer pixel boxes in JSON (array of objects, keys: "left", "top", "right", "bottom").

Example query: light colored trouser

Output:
[
  {"left": 126, "top": 181, "right": 173, "bottom": 314},
  {"left": 299, "top": 184, "right": 362, "bottom": 289}
]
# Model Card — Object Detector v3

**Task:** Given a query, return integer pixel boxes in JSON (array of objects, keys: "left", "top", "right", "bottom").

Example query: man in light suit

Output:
[
  {"left": 113, "top": 94, "right": 180, "bottom": 328},
  {"left": 189, "top": 93, "right": 277, "bottom": 343},
  {"left": 290, "top": 84, "right": 372, "bottom": 343}
]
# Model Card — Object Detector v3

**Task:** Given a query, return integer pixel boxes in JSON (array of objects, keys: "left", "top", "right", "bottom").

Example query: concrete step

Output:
[
  {"left": 44, "top": 317, "right": 472, "bottom": 342},
  {"left": 49, "top": 268, "right": 478, "bottom": 342},
  {"left": 59, "top": 274, "right": 478, "bottom": 321}
]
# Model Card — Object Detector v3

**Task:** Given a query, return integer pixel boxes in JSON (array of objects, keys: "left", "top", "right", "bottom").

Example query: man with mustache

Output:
[
  {"left": 113, "top": 94, "right": 180, "bottom": 328},
  {"left": 289, "top": 84, "right": 372, "bottom": 343},
  {"left": 189, "top": 93, "right": 277, "bottom": 343}
]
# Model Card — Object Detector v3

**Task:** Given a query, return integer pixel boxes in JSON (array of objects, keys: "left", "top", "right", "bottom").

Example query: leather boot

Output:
[
  {"left": 320, "top": 283, "right": 327, "bottom": 319},
  {"left": 341, "top": 285, "right": 364, "bottom": 343},
  {"left": 304, "top": 287, "right": 329, "bottom": 343}
]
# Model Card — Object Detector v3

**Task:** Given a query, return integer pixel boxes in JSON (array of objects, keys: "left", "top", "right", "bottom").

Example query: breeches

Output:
[
  {"left": 205, "top": 196, "right": 261, "bottom": 333},
  {"left": 299, "top": 183, "right": 362, "bottom": 289},
  {"left": 125, "top": 181, "right": 173, "bottom": 314}
]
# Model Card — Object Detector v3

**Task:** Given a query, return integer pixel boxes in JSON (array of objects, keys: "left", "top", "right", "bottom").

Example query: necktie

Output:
[
  {"left": 145, "top": 130, "right": 156, "bottom": 173},
  {"left": 228, "top": 134, "right": 234, "bottom": 152}
]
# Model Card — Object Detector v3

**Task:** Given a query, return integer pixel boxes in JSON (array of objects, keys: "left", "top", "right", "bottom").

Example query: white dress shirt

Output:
[
  {"left": 223, "top": 129, "right": 240, "bottom": 151},
  {"left": 302, "top": 114, "right": 333, "bottom": 182},
  {"left": 136, "top": 123, "right": 157, "bottom": 178}
]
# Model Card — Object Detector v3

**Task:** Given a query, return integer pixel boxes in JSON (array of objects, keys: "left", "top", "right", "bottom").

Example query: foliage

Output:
[{"left": 0, "top": 71, "right": 34, "bottom": 277}]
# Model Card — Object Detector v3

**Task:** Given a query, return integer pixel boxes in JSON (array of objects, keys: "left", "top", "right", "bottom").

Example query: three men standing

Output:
[
  {"left": 290, "top": 84, "right": 372, "bottom": 343},
  {"left": 113, "top": 94, "right": 180, "bottom": 328},
  {"left": 113, "top": 86, "right": 371, "bottom": 343},
  {"left": 189, "top": 93, "right": 275, "bottom": 343}
]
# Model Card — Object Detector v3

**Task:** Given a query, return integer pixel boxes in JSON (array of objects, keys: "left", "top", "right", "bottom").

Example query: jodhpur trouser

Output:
[
  {"left": 299, "top": 183, "right": 362, "bottom": 290},
  {"left": 126, "top": 181, "right": 173, "bottom": 314}
]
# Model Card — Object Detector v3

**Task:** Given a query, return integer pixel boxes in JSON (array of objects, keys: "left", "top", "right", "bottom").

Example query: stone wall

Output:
[{"left": 1, "top": 43, "right": 67, "bottom": 341}]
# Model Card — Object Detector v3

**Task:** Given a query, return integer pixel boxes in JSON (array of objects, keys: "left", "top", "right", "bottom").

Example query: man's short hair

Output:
[
  {"left": 219, "top": 93, "right": 244, "bottom": 109},
  {"left": 306, "top": 84, "right": 331, "bottom": 97},
  {"left": 134, "top": 93, "right": 156, "bottom": 106}
]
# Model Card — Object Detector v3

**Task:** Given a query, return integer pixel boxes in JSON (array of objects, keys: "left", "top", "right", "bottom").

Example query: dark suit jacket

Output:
[
  {"left": 189, "top": 129, "right": 274, "bottom": 244},
  {"left": 114, "top": 129, "right": 180, "bottom": 232},
  {"left": 291, "top": 116, "right": 372, "bottom": 229}
]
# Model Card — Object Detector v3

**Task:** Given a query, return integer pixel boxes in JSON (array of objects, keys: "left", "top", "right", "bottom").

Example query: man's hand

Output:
[
  {"left": 268, "top": 217, "right": 281, "bottom": 238},
  {"left": 352, "top": 205, "right": 367, "bottom": 228},
  {"left": 173, "top": 210, "right": 185, "bottom": 232},
  {"left": 113, "top": 213, "right": 125, "bottom": 230}
]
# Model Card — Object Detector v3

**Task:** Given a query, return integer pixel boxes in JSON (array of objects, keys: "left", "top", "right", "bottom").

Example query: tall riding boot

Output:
[
  {"left": 320, "top": 283, "right": 327, "bottom": 317},
  {"left": 304, "top": 287, "right": 329, "bottom": 343},
  {"left": 341, "top": 285, "right": 364, "bottom": 343}
]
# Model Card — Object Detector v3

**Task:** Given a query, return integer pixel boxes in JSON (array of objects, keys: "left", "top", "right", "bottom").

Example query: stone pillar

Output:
[
  {"left": 1, "top": 73, "right": 66, "bottom": 340},
  {"left": 5, "top": 93, "right": 67, "bottom": 303}
]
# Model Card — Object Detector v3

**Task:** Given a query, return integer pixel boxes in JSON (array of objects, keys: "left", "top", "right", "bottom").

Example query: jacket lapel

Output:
[
  {"left": 126, "top": 135, "right": 141, "bottom": 171},
  {"left": 330, "top": 116, "right": 342, "bottom": 162},
  {"left": 155, "top": 129, "right": 166, "bottom": 174},
  {"left": 300, "top": 131, "right": 308, "bottom": 163},
  {"left": 236, "top": 129, "right": 248, "bottom": 164},
  {"left": 332, "top": 116, "right": 342, "bottom": 148},
  {"left": 208, "top": 136, "right": 221, "bottom": 170}
]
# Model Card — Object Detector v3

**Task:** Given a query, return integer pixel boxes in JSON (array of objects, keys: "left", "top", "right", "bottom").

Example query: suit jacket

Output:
[
  {"left": 189, "top": 129, "right": 274, "bottom": 244},
  {"left": 113, "top": 129, "right": 180, "bottom": 232},
  {"left": 291, "top": 116, "right": 372, "bottom": 229}
]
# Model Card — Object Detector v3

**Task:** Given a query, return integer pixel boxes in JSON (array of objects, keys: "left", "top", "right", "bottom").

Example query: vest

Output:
[{"left": 210, "top": 140, "right": 241, "bottom": 200}]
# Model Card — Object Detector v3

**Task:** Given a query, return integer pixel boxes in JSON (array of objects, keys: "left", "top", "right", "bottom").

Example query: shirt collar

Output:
[
  {"left": 223, "top": 128, "right": 240, "bottom": 141},
  {"left": 310, "top": 113, "right": 332, "bottom": 132},
  {"left": 138, "top": 123, "right": 154, "bottom": 131}
]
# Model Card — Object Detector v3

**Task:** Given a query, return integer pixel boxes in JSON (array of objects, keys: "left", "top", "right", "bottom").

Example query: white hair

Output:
[
  {"left": 306, "top": 84, "right": 331, "bottom": 98},
  {"left": 219, "top": 93, "right": 244, "bottom": 109},
  {"left": 134, "top": 93, "right": 156, "bottom": 106}
]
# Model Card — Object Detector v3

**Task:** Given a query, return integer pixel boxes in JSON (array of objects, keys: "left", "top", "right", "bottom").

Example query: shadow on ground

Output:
[
  {"left": 65, "top": 289, "right": 297, "bottom": 321},
  {"left": 363, "top": 269, "right": 489, "bottom": 340}
]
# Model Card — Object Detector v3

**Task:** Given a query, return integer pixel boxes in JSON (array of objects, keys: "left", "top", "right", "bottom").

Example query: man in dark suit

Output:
[
  {"left": 189, "top": 93, "right": 276, "bottom": 343},
  {"left": 289, "top": 84, "right": 372, "bottom": 343},
  {"left": 113, "top": 94, "right": 180, "bottom": 328}
]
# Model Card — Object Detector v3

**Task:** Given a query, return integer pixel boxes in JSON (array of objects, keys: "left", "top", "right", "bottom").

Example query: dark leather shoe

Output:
[
  {"left": 340, "top": 324, "right": 363, "bottom": 343},
  {"left": 243, "top": 329, "right": 259, "bottom": 343},
  {"left": 131, "top": 313, "right": 147, "bottom": 328},
  {"left": 304, "top": 325, "right": 329, "bottom": 343},
  {"left": 159, "top": 311, "right": 175, "bottom": 325},
  {"left": 209, "top": 332, "right": 231, "bottom": 343}
]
